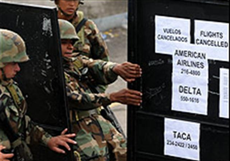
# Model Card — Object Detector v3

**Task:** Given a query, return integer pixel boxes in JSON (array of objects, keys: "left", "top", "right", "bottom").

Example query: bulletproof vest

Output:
[{"left": 63, "top": 56, "right": 89, "bottom": 83}]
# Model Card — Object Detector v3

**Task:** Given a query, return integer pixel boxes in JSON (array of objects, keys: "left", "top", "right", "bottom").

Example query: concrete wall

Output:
[
  {"left": 81, "top": 0, "right": 127, "bottom": 19},
  {"left": 0, "top": 0, "right": 127, "bottom": 19}
]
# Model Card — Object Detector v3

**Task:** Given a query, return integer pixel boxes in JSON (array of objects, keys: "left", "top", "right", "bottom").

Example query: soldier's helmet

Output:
[
  {"left": 0, "top": 29, "right": 29, "bottom": 68},
  {"left": 51, "top": 0, "right": 84, "bottom": 5},
  {"left": 58, "top": 19, "right": 79, "bottom": 42}
]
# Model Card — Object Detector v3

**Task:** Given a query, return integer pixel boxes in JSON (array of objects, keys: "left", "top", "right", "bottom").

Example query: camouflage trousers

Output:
[{"left": 72, "top": 115, "right": 127, "bottom": 161}]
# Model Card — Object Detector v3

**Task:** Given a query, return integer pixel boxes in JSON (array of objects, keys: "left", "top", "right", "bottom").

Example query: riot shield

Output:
[
  {"left": 128, "top": 0, "right": 229, "bottom": 161},
  {"left": 0, "top": 2, "right": 73, "bottom": 161}
]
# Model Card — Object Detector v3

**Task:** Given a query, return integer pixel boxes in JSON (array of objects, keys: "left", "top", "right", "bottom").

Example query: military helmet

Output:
[
  {"left": 0, "top": 29, "right": 29, "bottom": 68},
  {"left": 58, "top": 19, "right": 79, "bottom": 42}
]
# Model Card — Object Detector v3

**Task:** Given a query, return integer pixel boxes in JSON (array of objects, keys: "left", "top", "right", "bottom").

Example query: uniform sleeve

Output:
[
  {"left": 65, "top": 73, "right": 112, "bottom": 110},
  {"left": 84, "top": 20, "right": 110, "bottom": 61},
  {"left": 79, "top": 56, "right": 118, "bottom": 85},
  {"left": 25, "top": 116, "right": 52, "bottom": 146},
  {"left": 0, "top": 83, "right": 52, "bottom": 147}
]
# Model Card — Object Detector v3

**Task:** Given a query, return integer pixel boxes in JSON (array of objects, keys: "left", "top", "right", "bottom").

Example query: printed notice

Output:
[
  {"left": 172, "top": 45, "right": 208, "bottom": 115},
  {"left": 155, "top": 15, "right": 190, "bottom": 54},
  {"left": 219, "top": 68, "right": 229, "bottom": 119},
  {"left": 165, "top": 118, "right": 200, "bottom": 161},
  {"left": 195, "top": 20, "right": 229, "bottom": 61}
]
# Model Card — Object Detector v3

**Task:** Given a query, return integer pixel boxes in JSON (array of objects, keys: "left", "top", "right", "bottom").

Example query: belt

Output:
[{"left": 71, "top": 108, "right": 101, "bottom": 122}]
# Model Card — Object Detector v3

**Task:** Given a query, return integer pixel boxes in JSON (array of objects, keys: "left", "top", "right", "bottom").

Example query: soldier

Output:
[
  {"left": 52, "top": 0, "right": 110, "bottom": 93},
  {"left": 58, "top": 19, "right": 142, "bottom": 161},
  {"left": 52, "top": 0, "right": 109, "bottom": 61},
  {"left": 0, "top": 29, "right": 77, "bottom": 161}
]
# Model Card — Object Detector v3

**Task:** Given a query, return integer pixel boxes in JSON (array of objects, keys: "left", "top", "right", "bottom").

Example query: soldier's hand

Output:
[
  {"left": 113, "top": 62, "right": 142, "bottom": 82},
  {"left": 0, "top": 145, "right": 14, "bottom": 161},
  {"left": 110, "top": 88, "right": 142, "bottom": 106},
  {"left": 47, "top": 128, "right": 77, "bottom": 154}
]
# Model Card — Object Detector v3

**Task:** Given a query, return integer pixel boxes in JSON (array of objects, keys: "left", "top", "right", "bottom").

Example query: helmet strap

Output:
[{"left": 0, "top": 68, "right": 9, "bottom": 81}]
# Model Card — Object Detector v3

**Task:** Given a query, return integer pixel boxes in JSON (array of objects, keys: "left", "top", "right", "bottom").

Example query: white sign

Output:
[
  {"left": 165, "top": 118, "right": 200, "bottom": 161},
  {"left": 155, "top": 15, "right": 190, "bottom": 54},
  {"left": 172, "top": 45, "right": 208, "bottom": 115},
  {"left": 219, "top": 68, "right": 229, "bottom": 119},
  {"left": 195, "top": 20, "right": 229, "bottom": 61},
  {"left": 155, "top": 17, "right": 229, "bottom": 61},
  {"left": 155, "top": 16, "right": 229, "bottom": 115}
]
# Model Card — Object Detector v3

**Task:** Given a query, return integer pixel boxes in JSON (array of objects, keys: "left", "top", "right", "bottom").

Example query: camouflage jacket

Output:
[
  {"left": 0, "top": 79, "right": 52, "bottom": 149},
  {"left": 65, "top": 55, "right": 117, "bottom": 111},
  {"left": 71, "top": 11, "right": 109, "bottom": 61}
]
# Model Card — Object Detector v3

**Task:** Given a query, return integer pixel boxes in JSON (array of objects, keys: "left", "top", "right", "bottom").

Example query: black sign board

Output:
[
  {"left": 0, "top": 2, "right": 72, "bottom": 161},
  {"left": 128, "top": 0, "right": 229, "bottom": 160}
]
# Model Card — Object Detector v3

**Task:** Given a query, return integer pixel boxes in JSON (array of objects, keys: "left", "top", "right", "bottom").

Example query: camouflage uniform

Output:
[
  {"left": 71, "top": 11, "right": 109, "bottom": 62},
  {"left": 0, "top": 29, "right": 52, "bottom": 156},
  {"left": 70, "top": 10, "right": 110, "bottom": 93},
  {"left": 59, "top": 19, "right": 127, "bottom": 161},
  {"left": 0, "top": 80, "right": 52, "bottom": 149},
  {"left": 64, "top": 56, "right": 127, "bottom": 161}
]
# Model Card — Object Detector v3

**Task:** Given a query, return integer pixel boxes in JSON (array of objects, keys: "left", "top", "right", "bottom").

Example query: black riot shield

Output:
[
  {"left": 0, "top": 2, "right": 74, "bottom": 161},
  {"left": 128, "top": 0, "right": 229, "bottom": 161}
]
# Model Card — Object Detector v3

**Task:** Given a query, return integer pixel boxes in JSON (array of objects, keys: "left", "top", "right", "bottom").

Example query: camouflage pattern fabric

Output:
[
  {"left": 70, "top": 11, "right": 109, "bottom": 93},
  {"left": 0, "top": 79, "right": 52, "bottom": 150},
  {"left": 0, "top": 29, "right": 29, "bottom": 68},
  {"left": 59, "top": 19, "right": 79, "bottom": 41},
  {"left": 72, "top": 115, "right": 127, "bottom": 161},
  {"left": 64, "top": 55, "right": 127, "bottom": 161},
  {"left": 65, "top": 55, "right": 117, "bottom": 110},
  {"left": 71, "top": 11, "right": 109, "bottom": 62}
]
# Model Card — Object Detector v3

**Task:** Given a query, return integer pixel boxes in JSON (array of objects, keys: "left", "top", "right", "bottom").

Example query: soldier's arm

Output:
[
  {"left": 67, "top": 86, "right": 142, "bottom": 108},
  {"left": 24, "top": 115, "right": 52, "bottom": 146},
  {"left": 25, "top": 116, "right": 76, "bottom": 154},
  {"left": 85, "top": 19, "right": 109, "bottom": 61},
  {"left": 65, "top": 72, "right": 111, "bottom": 110},
  {"left": 81, "top": 56, "right": 142, "bottom": 83},
  {"left": 80, "top": 56, "right": 118, "bottom": 85},
  {"left": 66, "top": 85, "right": 111, "bottom": 110},
  {"left": 66, "top": 80, "right": 142, "bottom": 109}
]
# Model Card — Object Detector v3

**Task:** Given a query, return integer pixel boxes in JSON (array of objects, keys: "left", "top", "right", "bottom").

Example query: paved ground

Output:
[{"left": 102, "top": 26, "right": 128, "bottom": 136}]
